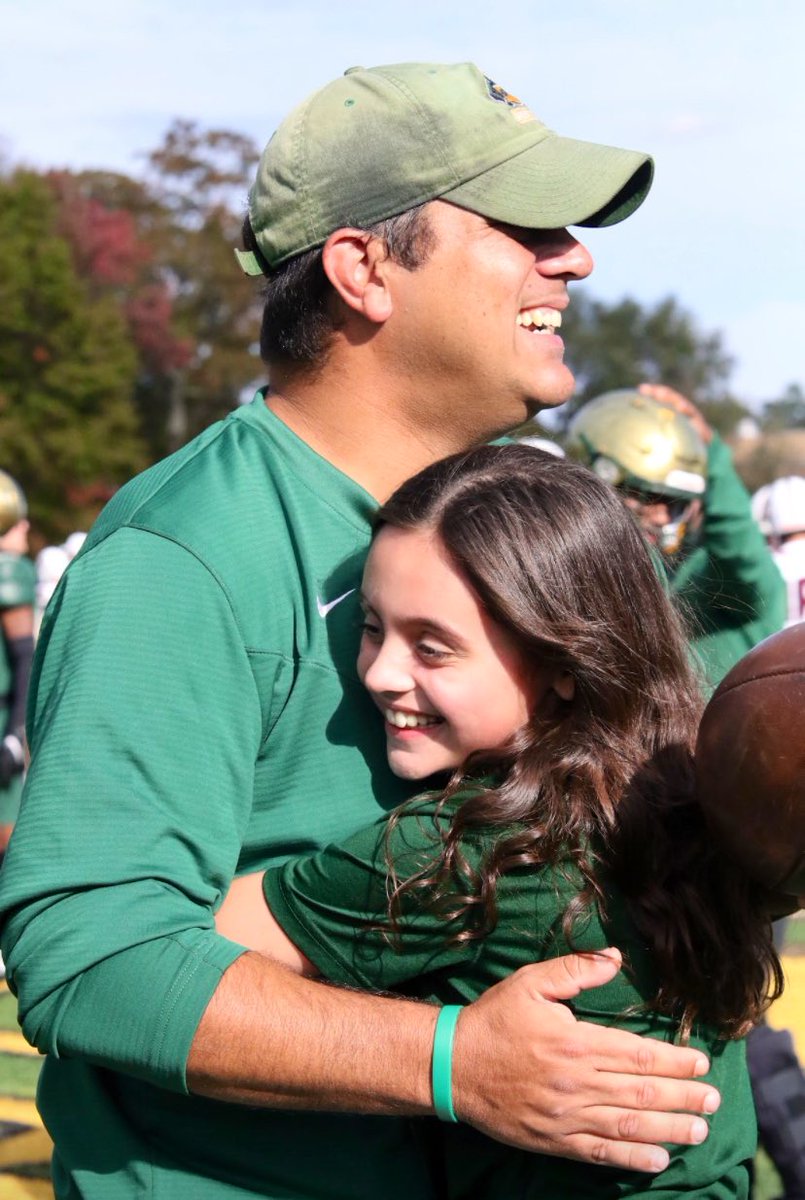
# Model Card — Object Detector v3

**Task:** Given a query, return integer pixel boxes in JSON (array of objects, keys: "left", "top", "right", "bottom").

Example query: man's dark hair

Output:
[{"left": 242, "top": 205, "right": 434, "bottom": 371}]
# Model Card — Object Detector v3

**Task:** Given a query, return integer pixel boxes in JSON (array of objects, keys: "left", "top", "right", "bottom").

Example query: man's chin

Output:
[{"left": 524, "top": 375, "right": 576, "bottom": 412}]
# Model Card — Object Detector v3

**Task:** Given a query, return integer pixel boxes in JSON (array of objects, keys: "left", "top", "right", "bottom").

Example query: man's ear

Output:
[
  {"left": 553, "top": 673, "right": 575, "bottom": 703},
  {"left": 322, "top": 229, "right": 394, "bottom": 324}
]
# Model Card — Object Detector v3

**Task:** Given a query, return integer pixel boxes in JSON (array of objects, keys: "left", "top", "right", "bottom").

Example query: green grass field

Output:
[
  {"left": 0, "top": 990, "right": 40, "bottom": 1100},
  {"left": 0, "top": 990, "right": 18, "bottom": 1030}
]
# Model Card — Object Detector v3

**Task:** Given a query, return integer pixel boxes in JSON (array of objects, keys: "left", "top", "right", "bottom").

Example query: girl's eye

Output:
[
  {"left": 417, "top": 642, "right": 449, "bottom": 663},
  {"left": 359, "top": 620, "right": 382, "bottom": 642}
]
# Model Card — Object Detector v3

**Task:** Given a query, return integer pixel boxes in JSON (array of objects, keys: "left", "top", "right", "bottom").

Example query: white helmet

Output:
[
  {"left": 63, "top": 531, "right": 87, "bottom": 560},
  {"left": 752, "top": 476, "right": 805, "bottom": 538},
  {"left": 517, "top": 436, "right": 566, "bottom": 459}
]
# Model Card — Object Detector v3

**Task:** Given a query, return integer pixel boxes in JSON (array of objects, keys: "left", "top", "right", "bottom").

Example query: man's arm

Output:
[
  {"left": 640, "top": 382, "right": 785, "bottom": 625},
  {"left": 0, "top": 603, "right": 34, "bottom": 787},
  {"left": 188, "top": 947, "right": 716, "bottom": 1174},
  {"left": 2, "top": 531, "right": 717, "bottom": 1174},
  {"left": 211, "top": 840, "right": 718, "bottom": 1170}
]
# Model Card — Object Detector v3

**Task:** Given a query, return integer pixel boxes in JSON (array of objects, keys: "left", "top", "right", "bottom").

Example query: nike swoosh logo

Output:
[{"left": 316, "top": 589, "right": 356, "bottom": 618}]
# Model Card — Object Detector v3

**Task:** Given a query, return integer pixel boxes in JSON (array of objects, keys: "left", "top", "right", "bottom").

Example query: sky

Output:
[{"left": 1, "top": 0, "right": 802, "bottom": 409}]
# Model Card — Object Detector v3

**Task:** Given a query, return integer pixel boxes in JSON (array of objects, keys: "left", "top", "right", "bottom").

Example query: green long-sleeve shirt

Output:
[
  {"left": 265, "top": 796, "right": 755, "bottom": 1199},
  {"left": 670, "top": 435, "right": 785, "bottom": 686},
  {"left": 0, "top": 395, "right": 429, "bottom": 1199},
  {"left": 0, "top": 551, "right": 35, "bottom": 823}
]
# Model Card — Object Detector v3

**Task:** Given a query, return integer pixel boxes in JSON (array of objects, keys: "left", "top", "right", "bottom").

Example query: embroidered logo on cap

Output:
[{"left": 484, "top": 77, "right": 537, "bottom": 124}]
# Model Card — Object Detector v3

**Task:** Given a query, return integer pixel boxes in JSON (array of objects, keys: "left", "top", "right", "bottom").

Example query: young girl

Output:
[{"left": 217, "top": 444, "right": 779, "bottom": 1199}]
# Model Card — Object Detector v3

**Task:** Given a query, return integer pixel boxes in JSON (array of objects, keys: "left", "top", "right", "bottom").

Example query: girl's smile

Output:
[{"left": 358, "top": 524, "right": 564, "bottom": 780}]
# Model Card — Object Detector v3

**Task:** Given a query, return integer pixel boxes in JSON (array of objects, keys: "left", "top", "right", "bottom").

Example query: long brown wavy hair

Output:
[{"left": 378, "top": 443, "right": 781, "bottom": 1039}]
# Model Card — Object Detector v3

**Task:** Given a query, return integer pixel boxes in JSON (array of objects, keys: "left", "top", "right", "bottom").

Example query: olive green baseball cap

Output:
[{"left": 238, "top": 61, "right": 654, "bottom": 275}]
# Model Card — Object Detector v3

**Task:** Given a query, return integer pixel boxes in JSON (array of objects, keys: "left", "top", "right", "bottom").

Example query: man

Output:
[
  {"left": 753, "top": 475, "right": 805, "bottom": 627},
  {"left": 568, "top": 383, "right": 785, "bottom": 684},
  {"left": 0, "top": 63, "right": 719, "bottom": 1198},
  {"left": 0, "top": 470, "right": 35, "bottom": 856}
]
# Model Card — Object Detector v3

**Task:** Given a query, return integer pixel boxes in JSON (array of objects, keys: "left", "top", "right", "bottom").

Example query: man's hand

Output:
[
  {"left": 453, "top": 950, "right": 719, "bottom": 1174},
  {"left": 638, "top": 382, "right": 713, "bottom": 445},
  {"left": 190, "top": 948, "right": 718, "bottom": 1175}
]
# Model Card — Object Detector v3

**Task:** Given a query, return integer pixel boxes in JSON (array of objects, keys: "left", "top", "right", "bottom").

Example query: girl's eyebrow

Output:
[
  {"left": 414, "top": 618, "right": 466, "bottom": 647},
  {"left": 358, "top": 592, "right": 467, "bottom": 649}
]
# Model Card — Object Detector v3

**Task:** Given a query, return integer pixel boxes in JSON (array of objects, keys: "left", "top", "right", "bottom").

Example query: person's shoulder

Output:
[
  {"left": 85, "top": 402, "right": 298, "bottom": 571},
  {"left": 94, "top": 411, "right": 255, "bottom": 530},
  {"left": 0, "top": 552, "right": 35, "bottom": 598},
  {"left": 389, "top": 781, "right": 533, "bottom": 859}
]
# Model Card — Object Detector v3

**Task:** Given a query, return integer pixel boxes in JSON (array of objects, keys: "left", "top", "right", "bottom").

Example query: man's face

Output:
[
  {"left": 0, "top": 519, "right": 29, "bottom": 557},
  {"left": 621, "top": 491, "right": 700, "bottom": 555},
  {"left": 381, "top": 201, "right": 593, "bottom": 447}
]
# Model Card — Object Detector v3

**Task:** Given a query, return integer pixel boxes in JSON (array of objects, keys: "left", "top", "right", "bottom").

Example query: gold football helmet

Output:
[
  {"left": 0, "top": 471, "right": 27, "bottom": 536},
  {"left": 568, "top": 390, "right": 708, "bottom": 554},
  {"left": 568, "top": 390, "right": 707, "bottom": 499}
]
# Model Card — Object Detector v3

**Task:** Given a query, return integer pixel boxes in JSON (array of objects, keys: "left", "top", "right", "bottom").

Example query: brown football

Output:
[{"left": 695, "top": 624, "right": 805, "bottom": 899}]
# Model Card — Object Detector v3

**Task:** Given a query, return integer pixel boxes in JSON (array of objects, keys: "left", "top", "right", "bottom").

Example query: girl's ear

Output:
[
  {"left": 321, "top": 228, "right": 394, "bottom": 324},
  {"left": 553, "top": 672, "right": 575, "bottom": 703}
]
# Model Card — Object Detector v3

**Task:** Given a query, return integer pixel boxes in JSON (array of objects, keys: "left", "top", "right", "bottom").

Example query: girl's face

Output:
[{"left": 357, "top": 525, "right": 566, "bottom": 780}]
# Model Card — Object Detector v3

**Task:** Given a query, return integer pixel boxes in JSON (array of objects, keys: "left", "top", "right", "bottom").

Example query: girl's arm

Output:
[{"left": 216, "top": 871, "right": 318, "bottom": 976}]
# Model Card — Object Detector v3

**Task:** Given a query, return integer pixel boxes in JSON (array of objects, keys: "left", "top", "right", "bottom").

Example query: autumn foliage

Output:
[{"left": 0, "top": 121, "right": 263, "bottom": 541}]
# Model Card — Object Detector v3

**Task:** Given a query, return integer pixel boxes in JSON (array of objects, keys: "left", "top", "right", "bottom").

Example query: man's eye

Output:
[{"left": 360, "top": 620, "right": 382, "bottom": 641}]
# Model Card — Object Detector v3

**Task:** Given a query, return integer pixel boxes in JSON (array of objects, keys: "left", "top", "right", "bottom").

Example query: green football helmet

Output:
[
  {"left": 0, "top": 471, "right": 27, "bottom": 536},
  {"left": 568, "top": 390, "right": 707, "bottom": 554}
]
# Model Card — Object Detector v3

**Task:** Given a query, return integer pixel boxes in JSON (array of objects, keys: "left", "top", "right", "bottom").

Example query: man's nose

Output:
[
  {"left": 537, "top": 229, "right": 594, "bottom": 281},
  {"left": 646, "top": 503, "right": 673, "bottom": 527}
]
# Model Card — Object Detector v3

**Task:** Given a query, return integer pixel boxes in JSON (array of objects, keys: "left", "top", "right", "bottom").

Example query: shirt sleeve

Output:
[
  {"left": 264, "top": 799, "right": 487, "bottom": 991},
  {"left": 697, "top": 435, "right": 786, "bottom": 629},
  {"left": 265, "top": 814, "right": 672, "bottom": 1031},
  {"left": 0, "top": 554, "right": 35, "bottom": 609},
  {"left": 0, "top": 529, "right": 263, "bottom": 1092}
]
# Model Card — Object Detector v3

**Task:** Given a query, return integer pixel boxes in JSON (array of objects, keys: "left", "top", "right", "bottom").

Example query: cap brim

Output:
[{"left": 441, "top": 134, "right": 653, "bottom": 229}]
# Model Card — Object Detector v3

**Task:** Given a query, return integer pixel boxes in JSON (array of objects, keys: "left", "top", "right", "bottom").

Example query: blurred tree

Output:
[
  {"left": 0, "top": 170, "right": 147, "bottom": 541},
  {"left": 696, "top": 396, "right": 753, "bottom": 440},
  {"left": 49, "top": 169, "right": 194, "bottom": 459},
  {"left": 141, "top": 120, "right": 264, "bottom": 449},
  {"left": 731, "top": 429, "right": 805, "bottom": 494},
  {"left": 760, "top": 383, "right": 805, "bottom": 432},
  {"left": 52, "top": 120, "right": 265, "bottom": 459},
  {"left": 559, "top": 292, "right": 738, "bottom": 430}
]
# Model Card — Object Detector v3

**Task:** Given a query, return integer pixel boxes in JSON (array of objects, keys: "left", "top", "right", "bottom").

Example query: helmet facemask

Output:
[{"left": 620, "top": 488, "right": 701, "bottom": 556}]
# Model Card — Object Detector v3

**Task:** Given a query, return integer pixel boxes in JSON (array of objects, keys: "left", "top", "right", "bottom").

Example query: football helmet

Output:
[
  {"left": 752, "top": 476, "right": 805, "bottom": 540},
  {"left": 568, "top": 390, "right": 707, "bottom": 554},
  {"left": 0, "top": 471, "right": 27, "bottom": 537}
]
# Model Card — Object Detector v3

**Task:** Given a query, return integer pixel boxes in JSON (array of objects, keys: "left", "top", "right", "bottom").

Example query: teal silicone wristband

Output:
[{"left": 431, "top": 1004, "right": 463, "bottom": 1123}]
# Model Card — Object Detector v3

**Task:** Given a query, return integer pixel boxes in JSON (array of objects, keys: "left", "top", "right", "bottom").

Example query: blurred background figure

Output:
[
  {"left": 752, "top": 476, "right": 805, "bottom": 629},
  {"left": 570, "top": 385, "right": 805, "bottom": 1199},
  {"left": 0, "top": 471, "right": 35, "bottom": 859},
  {"left": 517, "top": 434, "right": 566, "bottom": 458},
  {"left": 568, "top": 383, "right": 785, "bottom": 685},
  {"left": 34, "top": 530, "right": 87, "bottom": 634}
]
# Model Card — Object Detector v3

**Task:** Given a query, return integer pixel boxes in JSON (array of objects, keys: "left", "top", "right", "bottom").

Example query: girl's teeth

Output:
[{"left": 385, "top": 709, "right": 438, "bottom": 729}]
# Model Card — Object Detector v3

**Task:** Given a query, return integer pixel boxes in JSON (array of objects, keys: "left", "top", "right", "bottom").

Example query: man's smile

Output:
[{"left": 515, "top": 306, "right": 563, "bottom": 334}]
